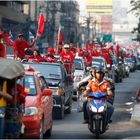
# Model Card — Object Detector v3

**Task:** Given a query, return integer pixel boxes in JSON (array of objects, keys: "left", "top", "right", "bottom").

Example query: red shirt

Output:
[
  {"left": 0, "top": 43, "right": 6, "bottom": 58},
  {"left": 14, "top": 39, "right": 30, "bottom": 59},
  {"left": 44, "top": 55, "right": 55, "bottom": 63},
  {"left": 60, "top": 51, "right": 74, "bottom": 71},
  {"left": 70, "top": 47, "right": 77, "bottom": 55},
  {"left": 26, "top": 55, "right": 44, "bottom": 62},
  {"left": 83, "top": 54, "right": 92, "bottom": 67}
]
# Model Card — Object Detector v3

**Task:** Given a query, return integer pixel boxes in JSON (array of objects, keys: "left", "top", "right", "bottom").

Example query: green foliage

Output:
[{"left": 130, "top": 0, "right": 140, "bottom": 42}]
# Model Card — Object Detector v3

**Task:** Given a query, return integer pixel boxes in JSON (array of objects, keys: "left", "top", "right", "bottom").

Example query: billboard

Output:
[{"left": 86, "top": 0, "right": 112, "bottom": 15}]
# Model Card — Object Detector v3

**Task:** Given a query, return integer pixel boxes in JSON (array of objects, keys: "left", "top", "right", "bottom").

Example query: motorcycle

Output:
[{"left": 86, "top": 92, "right": 109, "bottom": 138}]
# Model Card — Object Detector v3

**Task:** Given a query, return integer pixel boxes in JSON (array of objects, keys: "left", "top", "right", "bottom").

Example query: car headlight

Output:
[
  {"left": 24, "top": 107, "right": 38, "bottom": 116},
  {"left": 74, "top": 75, "right": 83, "bottom": 82},
  {"left": 89, "top": 105, "right": 97, "bottom": 112},
  {"left": 98, "top": 106, "right": 105, "bottom": 113}
]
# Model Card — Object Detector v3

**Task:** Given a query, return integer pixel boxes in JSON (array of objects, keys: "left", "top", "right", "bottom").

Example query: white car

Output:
[{"left": 73, "top": 57, "right": 86, "bottom": 100}]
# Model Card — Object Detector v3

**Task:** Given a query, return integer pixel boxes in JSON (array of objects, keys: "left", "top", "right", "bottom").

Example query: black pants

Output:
[{"left": 83, "top": 101, "right": 88, "bottom": 120}]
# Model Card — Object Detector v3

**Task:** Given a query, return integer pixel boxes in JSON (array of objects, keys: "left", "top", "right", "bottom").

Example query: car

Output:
[
  {"left": 92, "top": 56, "right": 107, "bottom": 71},
  {"left": 20, "top": 67, "right": 53, "bottom": 138},
  {"left": 124, "top": 58, "right": 135, "bottom": 72},
  {"left": 73, "top": 57, "right": 86, "bottom": 100},
  {"left": 23, "top": 62, "right": 73, "bottom": 119},
  {"left": 92, "top": 56, "right": 110, "bottom": 77},
  {"left": 112, "top": 56, "right": 123, "bottom": 83}
]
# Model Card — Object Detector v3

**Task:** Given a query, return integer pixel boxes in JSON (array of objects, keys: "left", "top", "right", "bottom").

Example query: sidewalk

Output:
[{"left": 131, "top": 101, "right": 140, "bottom": 122}]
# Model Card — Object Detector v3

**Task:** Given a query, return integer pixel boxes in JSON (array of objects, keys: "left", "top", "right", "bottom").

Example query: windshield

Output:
[
  {"left": 92, "top": 62, "right": 101, "bottom": 67},
  {"left": 18, "top": 75, "right": 37, "bottom": 96},
  {"left": 92, "top": 58, "right": 104, "bottom": 64},
  {"left": 27, "top": 63, "right": 62, "bottom": 80},
  {"left": 92, "top": 58, "right": 104, "bottom": 67},
  {"left": 125, "top": 59, "right": 132, "bottom": 63},
  {"left": 74, "top": 59, "right": 84, "bottom": 70}
]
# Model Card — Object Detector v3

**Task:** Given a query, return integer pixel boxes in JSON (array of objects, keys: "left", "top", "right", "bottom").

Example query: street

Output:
[{"left": 51, "top": 70, "right": 140, "bottom": 139}]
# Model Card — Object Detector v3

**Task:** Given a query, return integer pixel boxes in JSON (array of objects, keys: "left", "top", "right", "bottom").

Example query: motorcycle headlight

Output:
[
  {"left": 24, "top": 107, "right": 38, "bottom": 116},
  {"left": 89, "top": 105, "right": 97, "bottom": 112},
  {"left": 98, "top": 106, "right": 105, "bottom": 113}
]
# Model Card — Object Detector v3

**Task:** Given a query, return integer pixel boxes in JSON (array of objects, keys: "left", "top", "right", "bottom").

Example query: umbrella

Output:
[{"left": 0, "top": 58, "right": 25, "bottom": 80}]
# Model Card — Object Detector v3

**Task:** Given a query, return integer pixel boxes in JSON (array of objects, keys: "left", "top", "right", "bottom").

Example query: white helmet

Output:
[{"left": 64, "top": 44, "right": 70, "bottom": 49}]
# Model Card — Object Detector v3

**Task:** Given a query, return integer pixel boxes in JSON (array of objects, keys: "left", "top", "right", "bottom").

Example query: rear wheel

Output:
[
  {"left": 65, "top": 95, "right": 72, "bottom": 114},
  {"left": 39, "top": 118, "right": 44, "bottom": 139}
]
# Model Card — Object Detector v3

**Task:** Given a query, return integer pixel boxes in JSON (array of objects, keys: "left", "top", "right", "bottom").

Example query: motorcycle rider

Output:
[{"left": 83, "top": 66, "right": 114, "bottom": 124}]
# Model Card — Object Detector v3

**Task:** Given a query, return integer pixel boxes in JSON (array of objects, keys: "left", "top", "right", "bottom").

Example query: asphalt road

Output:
[{"left": 50, "top": 70, "right": 140, "bottom": 139}]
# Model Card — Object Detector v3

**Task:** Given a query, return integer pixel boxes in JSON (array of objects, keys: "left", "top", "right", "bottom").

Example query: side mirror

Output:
[
  {"left": 119, "top": 61, "right": 122, "bottom": 65},
  {"left": 43, "top": 88, "right": 52, "bottom": 96},
  {"left": 86, "top": 67, "right": 91, "bottom": 72}
]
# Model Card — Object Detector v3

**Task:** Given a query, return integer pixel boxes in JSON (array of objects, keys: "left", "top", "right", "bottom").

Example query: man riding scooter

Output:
[{"left": 82, "top": 66, "right": 114, "bottom": 124}]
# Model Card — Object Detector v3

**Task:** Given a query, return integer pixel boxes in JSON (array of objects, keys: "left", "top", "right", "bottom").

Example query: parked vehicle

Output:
[
  {"left": 73, "top": 57, "right": 86, "bottom": 100},
  {"left": 21, "top": 67, "right": 53, "bottom": 138},
  {"left": 86, "top": 92, "right": 109, "bottom": 138},
  {"left": 23, "top": 62, "right": 73, "bottom": 119}
]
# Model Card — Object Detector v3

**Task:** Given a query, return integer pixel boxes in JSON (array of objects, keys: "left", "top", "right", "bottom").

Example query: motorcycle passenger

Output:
[
  {"left": 83, "top": 66, "right": 114, "bottom": 124},
  {"left": 44, "top": 47, "right": 55, "bottom": 62}
]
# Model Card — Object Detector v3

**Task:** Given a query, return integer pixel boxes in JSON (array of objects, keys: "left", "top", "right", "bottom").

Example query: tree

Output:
[{"left": 130, "top": 0, "right": 140, "bottom": 42}]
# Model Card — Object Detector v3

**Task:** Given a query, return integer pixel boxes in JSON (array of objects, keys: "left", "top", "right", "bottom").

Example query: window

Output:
[{"left": 39, "top": 76, "right": 47, "bottom": 91}]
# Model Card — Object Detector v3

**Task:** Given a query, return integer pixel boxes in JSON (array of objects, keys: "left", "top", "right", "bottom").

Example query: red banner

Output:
[{"left": 37, "top": 13, "right": 44, "bottom": 37}]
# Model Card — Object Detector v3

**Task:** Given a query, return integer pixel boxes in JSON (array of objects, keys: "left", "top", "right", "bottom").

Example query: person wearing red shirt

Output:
[
  {"left": 0, "top": 32, "right": 6, "bottom": 58},
  {"left": 60, "top": 44, "right": 74, "bottom": 74},
  {"left": 14, "top": 34, "right": 36, "bottom": 59},
  {"left": 82, "top": 49, "right": 92, "bottom": 67},
  {"left": 44, "top": 47, "right": 55, "bottom": 62},
  {"left": 69, "top": 43, "right": 77, "bottom": 56},
  {"left": 26, "top": 49, "right": 44, "bottom": 62}
]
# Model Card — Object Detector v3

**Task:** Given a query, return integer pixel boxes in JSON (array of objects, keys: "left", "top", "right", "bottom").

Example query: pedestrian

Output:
[
  {"left": 0, "top": 32, "right": 6, "bottom": 58},
  {"left": 13, "top": 34, "right": 36, "bottom": 60}
]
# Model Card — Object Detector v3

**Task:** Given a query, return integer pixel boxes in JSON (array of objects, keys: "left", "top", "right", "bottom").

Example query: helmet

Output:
[
  {"left": 64, "top": 44, "right": 70, "bottom": 49},
  {"left": 95, "top": 66, "right": 105, "bottom": 73}
]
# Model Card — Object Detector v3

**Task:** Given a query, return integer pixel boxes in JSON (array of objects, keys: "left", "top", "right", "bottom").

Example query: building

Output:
[
  {"left": 45, "top": 0, "right": 80, "bottom": 47},
  {"left": 85, "top": 0, "right": 113, "bottom": 36},
  {"left": 0, "top": 1, "right": 30, "bottom": 36},
  {"left": 112, "top": 0, "right": 138, "bottom": 43}
]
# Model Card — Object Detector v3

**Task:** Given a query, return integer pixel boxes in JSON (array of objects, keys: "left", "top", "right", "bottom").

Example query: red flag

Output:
[
  {"left": 37, "top": 13, "right": 44, "bottom": 37},
  {"left": 116, "top": 44, "right": 120, "bottom": 57},
  {"left": 58, "top": 30, "right": 62, "bottom": 45}
]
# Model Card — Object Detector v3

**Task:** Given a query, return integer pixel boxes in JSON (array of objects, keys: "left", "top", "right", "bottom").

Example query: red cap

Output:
[{"left": 47, "top": 47, "right": 55, "bottom": 54}]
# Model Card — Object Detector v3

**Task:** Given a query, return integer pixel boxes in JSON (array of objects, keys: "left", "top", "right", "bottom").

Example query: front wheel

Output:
[{"left": 95, "top": 120, "right": 100, "bottom": 139}]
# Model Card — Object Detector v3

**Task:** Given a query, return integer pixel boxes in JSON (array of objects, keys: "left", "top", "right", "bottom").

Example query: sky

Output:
[{"left": 76, "top": 0, "right": 86, "bottom": 16}]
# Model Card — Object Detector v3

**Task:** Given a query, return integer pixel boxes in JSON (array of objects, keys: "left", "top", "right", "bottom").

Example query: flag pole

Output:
[{"left": 56, "top": 26, "right": 61, "bottom": 55}]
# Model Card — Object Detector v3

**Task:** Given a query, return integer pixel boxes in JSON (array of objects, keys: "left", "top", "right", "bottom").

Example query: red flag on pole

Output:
[
  {"left": 37, "top": 13, "right": 44, "bottom": 37},
  {"left": 57, "top": 27, "right": 62, "bottom": 45}
]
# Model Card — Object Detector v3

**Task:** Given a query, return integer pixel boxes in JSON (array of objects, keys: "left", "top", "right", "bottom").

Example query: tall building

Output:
[
  {"left": 45, "top": 0, "right": 80, "bottom": 47},
  {"left": 85, "top": 0, "right": 112, "bottom": 35},
  {"left": 0, "top": 1, "right": 30, "bottom": 35},
  {"left": 112, "top": 0, "right": 138, "bottom": 42}
]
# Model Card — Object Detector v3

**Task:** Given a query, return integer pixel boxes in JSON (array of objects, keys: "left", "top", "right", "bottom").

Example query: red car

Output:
[{"left": 21, "top": 68, "right": 53, "bottom": 138}]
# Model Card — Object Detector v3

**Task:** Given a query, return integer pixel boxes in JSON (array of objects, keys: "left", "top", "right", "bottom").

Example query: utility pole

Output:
[{"left": 87, "top": 12, "right": 91, "bottom": 39}]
